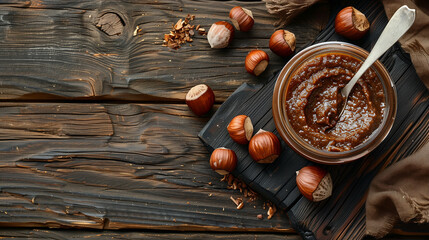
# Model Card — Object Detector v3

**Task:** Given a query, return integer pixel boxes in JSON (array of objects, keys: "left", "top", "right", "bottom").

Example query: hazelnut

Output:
[
  {"left": 296, "top": 166, "right": 333, "bottom": 202},
  {"left": 207, "top": 21, "right": 235, "bottom": 48},
  {"left": 227, "top": 115, "right": 254, "bottom": 144},
  {"left": 269, "top": 30, "right": 296, "bottom": 57},
  {"left": 229, "top": 6, "right": 254, "bottom": 32},
  {"left": 248, "top": 129, "right": 281, "bottom": 163},
  {"left": 210, "top": 147, "right": 238, "bottom": 175},
  {"left": 335, "top": 6, "right": 370, "bottom": 40},
  {"left": 185, "top": 84, "right": 215, "bottom": 116},
  {"left": 245, "top": 50, "right": 269, "bottom": 76}
]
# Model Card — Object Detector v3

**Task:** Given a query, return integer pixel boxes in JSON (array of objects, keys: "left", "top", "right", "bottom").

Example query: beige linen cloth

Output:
[{"left": 265, "top": 0, "right": 429, "bottom": 238}]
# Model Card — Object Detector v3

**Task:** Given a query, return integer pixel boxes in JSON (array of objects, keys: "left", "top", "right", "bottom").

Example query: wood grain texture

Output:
[
  {"left": 0, "top": 102, "right": 294, "bottom": 231},
  {"left": 199, "top": 0, "right": 429, "bottom": 239},
  {"left": 0, "top": 0, "right": 326, "bottom": 101},
  {"left": 0, "top": 229, "right": 302, "bottom": 240},
  {"left": 2, "top": 229, "right": 426, "bottom": 240}
]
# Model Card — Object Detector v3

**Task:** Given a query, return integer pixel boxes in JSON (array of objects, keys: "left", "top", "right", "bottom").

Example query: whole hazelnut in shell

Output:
[
  {"left": 248, "top": 129, "right": 281, "bottom": 163},
  {"left": 229, "top": 6, "right": 254, "bottom": 32},
  {"left": 227, "top": 115, "right": 254, "bottom": 144},
  {"left": 207, "top": 21, "right": 235, "bottom": 48},
  {"left": 245, "top": 50, "right": 269, "bottom": 76},
  {"left": 296, "top": 166, "right": 333, "bottom": 202},
  {"left": 210, "top": 147, "right": 238, "bottom": 175},
  {"left": 335, "top": 6, "right": 370, "bottom": 40},
  {"left": 186, "top": 84, "right": 215, "bottom": 116},
  {"left": 269, "top": 30, "right": 296, "bottom": 57}
]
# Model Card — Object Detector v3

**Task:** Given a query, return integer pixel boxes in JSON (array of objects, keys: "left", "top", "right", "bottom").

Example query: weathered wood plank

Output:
[
  {"left": 0, "top": 229, "right": 302, "bottom": 240},
  {"left": 0, "top": 102, "right": 294, "bottom": 231},
  {"left": 0, "top": 0, "right": 325, "bottom": 101},
  {"left": 1, "top": 228, "right": 424, "bottom": 240}
]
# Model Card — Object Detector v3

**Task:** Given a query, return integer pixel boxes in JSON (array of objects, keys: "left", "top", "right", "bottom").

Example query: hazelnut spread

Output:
[{"left": 286, "top": 53, "right": 385, "bottom": 151}]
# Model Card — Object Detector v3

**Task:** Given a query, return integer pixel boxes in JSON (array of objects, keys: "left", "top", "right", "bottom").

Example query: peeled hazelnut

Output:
[
  {"left": 229, "top": 6, "right": 254, "bottom": 32},
  {"left": 185, "top": 84, "right": 215, "bottom": 116},
  {"left": 227, "top": 115, "right": 254, "bottom": 144},
  {"left": 335, "top": 6, "right": 370, "bottom": 40},
  {"left": 210, "top": 147, "right": 238, "bottom": 175},
  {"left": 296, "top": 166, "right": 333, "bottom": 202},
  {"left": 269, "top": 30, "right": 296, "bottom": 57},
  {"left": 207, "top": 21, "right": 234, "bottom": 48},
  {"left": 248, "top": 129, "right": 281, "bottom": 163},
  {"left": 245, "top": 50, "right": 269, "bottom": 76}
]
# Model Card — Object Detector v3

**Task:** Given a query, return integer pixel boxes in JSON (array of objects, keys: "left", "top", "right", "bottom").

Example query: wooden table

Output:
[{"left": 0, "top": 0, "right": 426, "bottom": 239}]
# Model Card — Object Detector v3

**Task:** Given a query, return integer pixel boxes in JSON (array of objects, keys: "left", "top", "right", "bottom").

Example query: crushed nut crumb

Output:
[
  {"left": 133, "top": 25, "right": 141, "bottom": 36},
  {"left": 230, "top": 196, "right": 239, "bottom": 205},
  {"left": 267, "top": 203, "right": 277, "bottom": 220},
  {"left": 222, "top": 174, "right": 258, "bottom": 202},
  {"left": 198, "top": 28, "right": 206, "bottom": 35},
  {"left": 162, "top": 14, "right": 199, "bottom": 49},
  {"left": 221, "top": 174, "right": 278, "bottom": 220},
  {"left": 230, "top": 196, "right": 244, "bottom": 210}
]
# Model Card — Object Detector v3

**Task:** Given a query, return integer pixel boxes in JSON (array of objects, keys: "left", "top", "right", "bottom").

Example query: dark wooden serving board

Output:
[{"left": 199, "top": 0, "right": 429, "bottom": 239}]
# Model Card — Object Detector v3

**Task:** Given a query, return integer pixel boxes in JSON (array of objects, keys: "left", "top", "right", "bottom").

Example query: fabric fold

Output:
[{"left": 365, "top": 142, "right": 429, "bottom": 238}]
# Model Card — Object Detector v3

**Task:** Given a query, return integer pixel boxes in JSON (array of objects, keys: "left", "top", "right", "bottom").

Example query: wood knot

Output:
[{"left": 96, "top": 12, "right": 125, "bottom": 36}]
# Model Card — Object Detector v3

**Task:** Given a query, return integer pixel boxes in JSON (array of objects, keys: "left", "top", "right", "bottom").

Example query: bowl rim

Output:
[{"left": 272, "top": 41, "right": 397, "bottom": 165}]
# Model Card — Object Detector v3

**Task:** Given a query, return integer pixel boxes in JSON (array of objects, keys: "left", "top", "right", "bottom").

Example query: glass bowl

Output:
[{"left": 272, "top": 42, "right": 397, "bottom": 164}]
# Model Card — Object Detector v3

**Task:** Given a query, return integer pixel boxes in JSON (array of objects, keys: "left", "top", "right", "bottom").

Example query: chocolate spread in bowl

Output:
[{"left": 286, "top": 53, "right": 385, "bottom": 152}]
